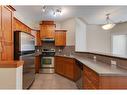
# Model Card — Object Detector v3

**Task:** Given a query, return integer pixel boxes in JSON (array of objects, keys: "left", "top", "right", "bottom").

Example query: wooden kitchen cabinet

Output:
[
  {"left": 55, "top": 56, "right": 76, "bottom": 81},
  {"left": 40, "top": 21, "right": 56, "bottom": 39},
  {"left": 13, "top": 17, "right": 31, "bottom": 33},
  {"left": 83, "top": 64, "right": 127, "bottom": 89},
  {"left": 0, "top": 6, "right": 15, "bottom": 60},
  {"left": 36, "top": 31, "right": 41, "bottom": 46},
  {"left": 55, "top": 56, "right": 64, "bottom": 75},
  {"left": 35, "top": 56, "right": 41, "bottom": 73},
  {"left": 83, "top": 65, "right": 99, "bottom": 89},
  {"left": 55, "top": 30, "right": 66, "bottom": 46}
]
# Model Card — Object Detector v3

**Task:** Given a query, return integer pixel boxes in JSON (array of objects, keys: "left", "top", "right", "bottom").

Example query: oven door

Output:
[{"left": 41, "top": 57, "right": 54, "bottom": 68}]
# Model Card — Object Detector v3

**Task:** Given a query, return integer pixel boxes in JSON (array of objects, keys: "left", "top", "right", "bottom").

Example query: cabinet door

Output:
[
  {"left": 55, "top": 32, "right": 66, "bottom": 46},
  {"left": 1, "top": 43, "right": 13, "bottom": 60},
  {"left": 64, "top": 58, "right": 74, "bottom": 80},
  {"left": 55, "top": 57, "right": 64, "bottom": 75},
  {"left": 55, "top": 56, "right": 75, "bottom": 80},
  {"left": 36, "top": 31, "right": 41, "bottom": 46},
  {"left": 46, "top": 25, "right": 55, "bottom": 38},
  {"left": 35, "top": 56, "right": 41, "bottom": 73},
  {"left": 2, "top": 6, "right": 13, "bottom": 42},
  {"left": 40, "top": 25, "right": 55, "bottom": 39},
  {"left": 1, "top": 6, "right": 13, "bottom": 60},
  {"left": 83, "top": 65, "right": 99, "bottom": 89}
]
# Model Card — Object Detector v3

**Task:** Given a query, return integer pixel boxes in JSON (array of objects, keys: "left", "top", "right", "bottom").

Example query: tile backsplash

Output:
[
  {"left": 35, "top": 43, "right": 75, "bottom": 56},
  {"left": 35, "top": 44, "right": 127, "bottom": 70}
]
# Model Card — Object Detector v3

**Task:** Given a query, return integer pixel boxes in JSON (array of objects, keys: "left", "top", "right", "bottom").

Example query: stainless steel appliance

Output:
[
  {"left": 14, "top": 31, "right": 35, "bottom": 89},
  {"left": 75, "top": 60, "right": 83, "bottom": 89},
  {"left": 40, "top": 49, "right": 55, "bottom": 73}
]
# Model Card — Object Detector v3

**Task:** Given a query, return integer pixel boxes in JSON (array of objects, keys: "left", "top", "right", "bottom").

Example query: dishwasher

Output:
[{"left": 75, "top": 60, "right": 83, "bottom": 89}]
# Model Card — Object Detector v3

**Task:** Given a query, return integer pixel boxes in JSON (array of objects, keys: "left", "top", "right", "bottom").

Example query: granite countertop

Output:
[{"left": 55, "top": 54, "right": 127, "bottom": 76}]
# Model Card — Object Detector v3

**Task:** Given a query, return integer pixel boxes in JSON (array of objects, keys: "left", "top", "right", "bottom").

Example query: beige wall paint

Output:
[
  {"left": 0, "top": 66, "right": 23, "bottom": 89},
  {"left": 111, "top": 22, "right": 127, "bottom": 35},
  {"left": 86, "top": 25, "right": 111, "bottom": 53},
  {"left": 110, "top": 22, "right": 127, "bottom": 53},
  {"left": 60, "top": 18, "right": 111, "bottom": 53},
  {"left": 75, "top": 18, "right": 87, "bottom": 51},
  {"left": 14, "top": 12, "right": 37, "bottom": 29},
  {"left": 60, "top": 18, "right": 76, "bottom": 46}
]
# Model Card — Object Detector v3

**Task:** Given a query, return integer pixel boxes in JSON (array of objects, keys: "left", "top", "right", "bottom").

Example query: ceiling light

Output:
[
  {"left": 53, "top": 11, "right": 57, "bottom": 17},
  {"left": 53, "top": 8, "right": 63, "bottom": 17},
  {"left": 102, "top": 14, "right": 116, "bottom": 30},
  {"left": 42, "top": 6, "right": 46, "bottom": 12}
]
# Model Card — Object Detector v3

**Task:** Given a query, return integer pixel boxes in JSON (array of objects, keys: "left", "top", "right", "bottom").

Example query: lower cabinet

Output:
[
  {"left": 83, "top": 65, "right": 127, "bottom": 89},
  {"left": 55, "top": 56, "right": 127, "bottom": 89},
  {"left": 35, "top": 56, "right": 41, "bottom": 73},
  {"left": 55, "top": 56, "right": 77, "bottom": 81},
  {"left": 83, "top": 65, "right": 99, "bottom": 89}
]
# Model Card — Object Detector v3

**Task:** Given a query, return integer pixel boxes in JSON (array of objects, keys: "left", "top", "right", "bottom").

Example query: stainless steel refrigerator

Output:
[{"left": 14, "top": 31, "right": 35, "bottom": 89}]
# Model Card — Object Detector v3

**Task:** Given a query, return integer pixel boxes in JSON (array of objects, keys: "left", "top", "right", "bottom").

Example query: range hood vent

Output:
[{"left": 42, "top": 38, "right": 55, "bottom": 42}]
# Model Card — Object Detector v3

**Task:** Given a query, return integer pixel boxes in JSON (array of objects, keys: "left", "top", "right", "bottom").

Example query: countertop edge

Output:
[{"left": 0, "top": 61, "right": 24, "bottom": 68}]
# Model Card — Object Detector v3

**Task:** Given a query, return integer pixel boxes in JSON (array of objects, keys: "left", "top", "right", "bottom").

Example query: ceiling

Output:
[{"left": 13, "top": 6, "right": 127, "bottom": 28}]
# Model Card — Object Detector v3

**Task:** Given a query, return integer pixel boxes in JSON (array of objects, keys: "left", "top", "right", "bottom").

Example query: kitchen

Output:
[{"left": 1, "top": 5, "right": 127, "bottom": 90}]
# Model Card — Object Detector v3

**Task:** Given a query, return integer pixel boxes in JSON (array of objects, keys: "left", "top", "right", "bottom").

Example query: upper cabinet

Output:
[
  {"left": 40, "top": 21, "right": 56, "bottom": 39},
  {"left": 0, "top": 6, "right": 15, "bottom": 60},
  {"left": 13, "top": 17, "right": 31, "bottom": 33},
  {"left": 55, "top": 30, "right": 66, "bottom": 46},
  {"left": 35, "top": 30, "right": 41, "bottom": 46}
]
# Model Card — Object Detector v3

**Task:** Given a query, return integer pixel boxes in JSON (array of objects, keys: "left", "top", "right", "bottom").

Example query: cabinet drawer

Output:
[{"left": 83, "top": 65, "right": 99, "bottom": 88}]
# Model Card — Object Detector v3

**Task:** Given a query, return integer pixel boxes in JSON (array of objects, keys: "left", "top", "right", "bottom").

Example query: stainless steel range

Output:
[{"left": 40, "top": 49, "right": 55, "bottom": 73}]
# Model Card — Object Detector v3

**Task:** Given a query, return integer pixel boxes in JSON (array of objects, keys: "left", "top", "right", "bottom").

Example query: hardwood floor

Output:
[{"left": 30, "top": 74, "right": 78, "bottom": 89}]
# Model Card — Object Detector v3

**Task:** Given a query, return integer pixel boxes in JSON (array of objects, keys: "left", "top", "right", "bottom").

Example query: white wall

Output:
[
  {"left": 14, "top": 12, "right": 37, "bottom": 29},
  {"left": 112, "top": 35, "right": 127, "bottom": 55},
  {"left": 75, "top": 18, "right": 87, "bottom": 51},
  {"left": 110, "top": 22, "right": 127, "bottom": 55},
  {"left": 0, "top": 66, "right": 23, "bottom": 89},
  {"left": 60, "top": 18, "right": 76, "bottom": 46},
  {"left": 86, "top": 25, "right": 111, "bottom": 53},
  {"left": 111, "top": 22, "right": 127, "bottom": 35},
  {"left": 54, "top": 21, "right": 61, "bottom": 30},
  {"left": 60, "top": 18, "right": 111, "bottom": 53}
]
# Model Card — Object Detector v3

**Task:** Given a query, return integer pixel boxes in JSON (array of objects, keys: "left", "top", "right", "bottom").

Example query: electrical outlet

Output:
[
  {"left": 111, "top": 60, "right": 117, "bottom": 65},
  {"left": 93, "top": 56, "right": 96, "bottom": 61}
]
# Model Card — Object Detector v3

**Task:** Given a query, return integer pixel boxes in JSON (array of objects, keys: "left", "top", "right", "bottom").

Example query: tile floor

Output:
[{"left": 30, "top": 74, "right": 78, "bottom": 89}]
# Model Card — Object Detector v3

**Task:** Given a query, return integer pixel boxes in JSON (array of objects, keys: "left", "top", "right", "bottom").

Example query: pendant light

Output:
[{"left": 102, "top": 14, "right": 116, "bottom": 30}]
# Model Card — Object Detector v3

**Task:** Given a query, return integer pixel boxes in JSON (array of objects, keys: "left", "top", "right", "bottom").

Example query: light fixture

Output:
[
  {"left": 102, "top": 14, "right": 116, "bottom": 30},
  {"left": 42, "top": 6, "right": 46, "bottom": 12},
  {"left": 42, "top": 6, "right": 63, "bottom": 17},
  {"left": 53, "top": 8, "right": 63, "bottom": 17}
]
